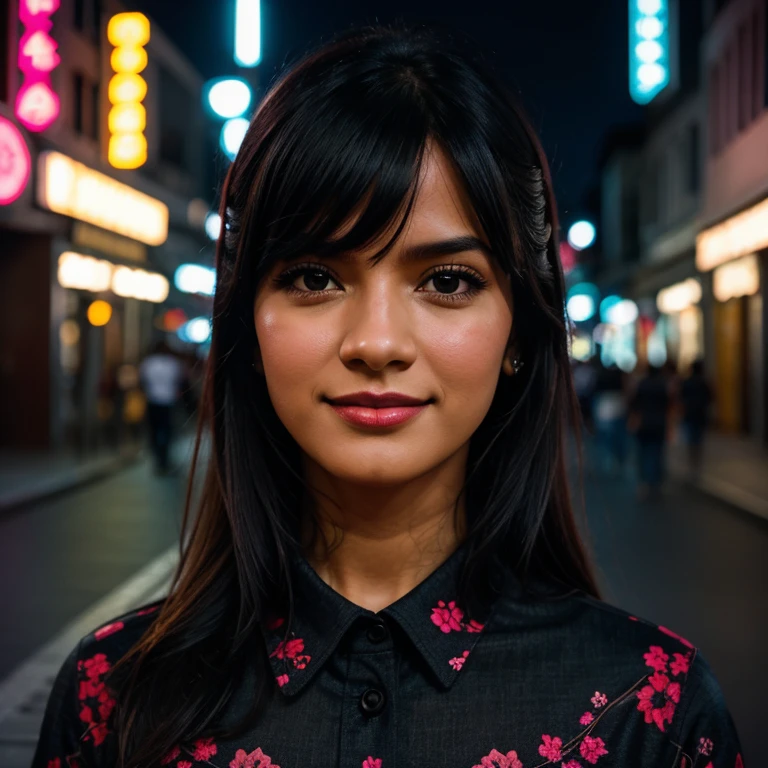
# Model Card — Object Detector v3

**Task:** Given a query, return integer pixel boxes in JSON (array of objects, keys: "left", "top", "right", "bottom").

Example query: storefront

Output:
[
  {"left": 0, "top": 148, "right": 172, "bottom": 451},
  {"left": 697, "top": 197, "right": 767, "bottom": 440}
]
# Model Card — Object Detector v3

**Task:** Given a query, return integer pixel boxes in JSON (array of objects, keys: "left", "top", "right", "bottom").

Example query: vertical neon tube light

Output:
[{"left": 234, "top": 0, "right": 261, "bottom": 67}]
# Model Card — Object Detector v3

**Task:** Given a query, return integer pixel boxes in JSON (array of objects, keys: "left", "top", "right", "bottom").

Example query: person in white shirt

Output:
[{"left": 139, "top": 341, "right": 185, "bottom": 473}]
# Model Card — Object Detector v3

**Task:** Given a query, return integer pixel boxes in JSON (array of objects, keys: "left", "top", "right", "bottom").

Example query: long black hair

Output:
[{"left": 110, "top": 23, "right": 599, "bottom": 767}]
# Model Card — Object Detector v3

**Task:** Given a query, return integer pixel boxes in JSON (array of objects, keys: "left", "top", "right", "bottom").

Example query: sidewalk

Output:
[
  {"left": 667, "top": 431, "right": 768, "bottom": 523},
  {"left": 0, "top": 443, "right": 144, "bottom": 513}
]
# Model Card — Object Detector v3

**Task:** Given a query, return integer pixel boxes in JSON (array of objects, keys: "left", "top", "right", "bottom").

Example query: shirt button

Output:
[
  {"left": 366, "top": 620, "right": 388, "bottom": 644},
  {"left": 360, "top": 687, "right": 386, "bottom": 717}
]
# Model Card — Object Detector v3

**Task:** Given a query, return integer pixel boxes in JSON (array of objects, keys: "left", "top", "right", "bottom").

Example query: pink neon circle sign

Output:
[{"left": 0, "top": 117, "right": 32, "bottom": 205}]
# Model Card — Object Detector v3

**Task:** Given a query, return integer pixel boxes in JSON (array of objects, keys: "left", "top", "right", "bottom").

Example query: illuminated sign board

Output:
[
  {"left": 37, "top": 151, "right": 169, "bottom": 245},
  {"left": 656, "top": 278, "right": 701, "bottom": 314},
  {"left": 696, "top": 196, "right": 768, "bottom": 271},
  {"left": 58, "top": 251, "right": 169, "bottom": 303},
  {"left": 629, "top": 0, "right": 670, "bottom": 105},
  {"left": 0, "top": 117, "right": 32, "bottom": 204},
  {"left": 234, "top": 0, "right": 261, "bottom": 67},
  {"left": 713, "top": 254, "right": 759, "bottom": 303},
  {"left": 15, "top": 0, "right": 61, "bottom": 131},
  {"left": 107, "top": 13, "right": 150, "bottom": 169}
]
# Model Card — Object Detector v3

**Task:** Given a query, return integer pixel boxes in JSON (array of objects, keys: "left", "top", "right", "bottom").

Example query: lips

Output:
[{"left": 325, "top": 391, "right": 432, "bottom": 428}]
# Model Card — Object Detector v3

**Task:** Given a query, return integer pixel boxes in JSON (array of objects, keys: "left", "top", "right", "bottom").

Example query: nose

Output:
[{"left": 338, "top": 283, "right": 417, "bottom": 373}]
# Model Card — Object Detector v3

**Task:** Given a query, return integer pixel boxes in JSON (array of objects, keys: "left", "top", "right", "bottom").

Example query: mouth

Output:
[{"left": 324, "top": 391, "right": 434, "bottom": 428}]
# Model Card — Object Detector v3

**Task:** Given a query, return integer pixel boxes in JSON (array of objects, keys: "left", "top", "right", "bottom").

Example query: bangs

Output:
[{"left": 243, "top": 81, "right": 433, "bottom": 276}]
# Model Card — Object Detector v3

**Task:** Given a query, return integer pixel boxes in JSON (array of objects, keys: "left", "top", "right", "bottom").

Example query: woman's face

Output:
[{"left": 253, "top": 146, "right": 513, "bottom": 486}]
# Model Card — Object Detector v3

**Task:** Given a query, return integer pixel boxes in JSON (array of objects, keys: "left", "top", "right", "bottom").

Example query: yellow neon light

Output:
[
  {"left": 38, "top": 151, "right": 168, "bottom": 245},
  {"left": 109, "top": 133, "right": 148, "bottom": 169},
  {"left": 87, "top": 300, "right": 113, "bottom": 326},
  {"left": 697, "top": 196, "right": 768, "bottom": 271},
  {"left": 110, "top": 46, "right": 148, "bottom": 74},
  {"left": 108, "top": 73, "right": 147, "bottom": 104},
  {"left": 107, "top": 12, "right": 150, "bottom": 48},
  {"left": 108, "top": 103, "right": 146, "bottom": 134},
  {"left": 107, "top": 12, "right": 149, "bottom": 170}
]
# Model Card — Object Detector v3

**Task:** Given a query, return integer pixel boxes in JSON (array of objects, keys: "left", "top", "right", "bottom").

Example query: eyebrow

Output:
[{"left": 311, "top": 235, "right": 492, "bottom": 264}]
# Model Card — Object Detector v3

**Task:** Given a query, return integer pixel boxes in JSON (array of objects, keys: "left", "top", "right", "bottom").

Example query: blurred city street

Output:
[{"left": 0, "top": 440, "right": 765, "bottom": 768}]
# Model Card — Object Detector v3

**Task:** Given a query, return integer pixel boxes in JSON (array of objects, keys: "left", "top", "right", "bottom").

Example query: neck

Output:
[{"left": 300, "top": 449, "right": 468, "bottom": 613}]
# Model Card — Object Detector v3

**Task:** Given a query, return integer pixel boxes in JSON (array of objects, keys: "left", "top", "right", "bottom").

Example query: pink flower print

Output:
[
  {"left": 658, "top": 625, "right": 694, "bottom": 649},
  {"left": 90, "top": 721, "right": 108, "bottom": 746},
  {"left": 276, "top": 674, "right": 289, "bottom": 687},
  {"left": 643, "top": 645, "right": 669, "bottom": 673},
  {"left": 465, "top": 619, "right": 485, "bottom": 633},
  {"left": 266, "top": 617, "right": 285, "bottom": 631},
  {"left": 697, "top": 738, "right": 714, "bottom": 756},
  {"left": 177, "top": 762, "right": 192, "bottom": 768},
  {"left": 736, "top": 754, "right": 744, "bottom": 768},
  {"left": 83, "top": 654, "right": 110, "bottom": 679},
  {"left": 47, "top": 761, "right": 61, "bottom": 768},
  {"left": 590, "top": 691, "right": 608, "bottom": 708},
  {"left": 472, "top": 749, "right": 523, "bottom": 768},
  {"left": 94, "top": 622, "right": 124, "bottom": 641},
  {"left": 538, "top": 735, "right": 563, "bottom": 762},
  {"left": 636, "top": 672, "right": 681, "bottom": 732},
  {"left": 579, "top": 736, "right": 608, "bottom": 764},
  {"left": 193, "top": 738, "right": 218, "bottom": 761},
  {"left": 449, "top": 650, "right": 470, "bottom": 671},
  {"left": 271, "top": 637, "right": 304, "bottom": 660},
  {"left": 229, "top": 748, "right": 280, "bottom": 768},
  {"left": 431, "top": 600, "right": 464, "bottom": 633},
  {"left": 562, "top": 762, "right": 583, "bottom": 768},
  {"left": 670, "top": 652, "right": 691, "bottom": 677},
  {"left": 161, "top": 746, "right": 181, "bottom": 765},
  {"left": 363, "top": 758, "right": 382, "bottom": 768},
  {"left": 293, "top": 654, "right": 311, "bottom": 670},
  {"left": 579, "top": 711, "right": 594, "bottom": 725},
  {"left": 137, "top": 605, "right": 160, "bottom": 616}
]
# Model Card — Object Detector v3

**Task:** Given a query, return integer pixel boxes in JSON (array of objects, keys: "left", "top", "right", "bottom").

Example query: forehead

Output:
[{"left": 333, "top": 141, "right": 485, "bottom": 253}]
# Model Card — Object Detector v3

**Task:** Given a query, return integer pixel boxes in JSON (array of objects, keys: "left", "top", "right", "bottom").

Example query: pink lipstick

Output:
[{"left": 325, "top": 391, "right": 431, "bottom": 428}]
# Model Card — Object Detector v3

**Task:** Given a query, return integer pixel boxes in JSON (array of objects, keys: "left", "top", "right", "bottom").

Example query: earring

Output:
[{"left": 503, "top": 357, "right": 523, "bottom": 376}]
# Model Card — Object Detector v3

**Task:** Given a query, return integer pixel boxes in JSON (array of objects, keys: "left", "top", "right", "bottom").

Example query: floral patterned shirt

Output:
[{"left": 33, "top": 543, "right": 744, "bottom": 768}]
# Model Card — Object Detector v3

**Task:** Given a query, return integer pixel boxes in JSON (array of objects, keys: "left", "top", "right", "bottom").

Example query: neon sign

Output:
[
  {"left": 0, "top": 117, "right": 32, "bottom": 205},
  {"left": 629, "top": 0, "right": 670, "bottom": 105},
  {"left": 107, "top": 13, "right": 150, "bottom": 169},
  {"left": 15, "top": 0, "right": 61, "bottom": 132}
]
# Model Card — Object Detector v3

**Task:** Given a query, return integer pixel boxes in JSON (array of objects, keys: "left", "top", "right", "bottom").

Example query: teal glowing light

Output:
[
  {"left": 235, "top": 0, "right": 261, "bottom": 67},
  {"left": 205, "top": 78, "right": 252, "bottom": 119},
  {"left": 629, "top": 0, "right": 669, "bottom": 105},
  {"left": 220, "top": 117, "right": 249, "bottom": 160}
]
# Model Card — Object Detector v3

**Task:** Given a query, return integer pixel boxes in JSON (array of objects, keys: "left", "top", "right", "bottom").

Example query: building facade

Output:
[{"left": 0, "top": 0, "right": 216, "bottom": 452}]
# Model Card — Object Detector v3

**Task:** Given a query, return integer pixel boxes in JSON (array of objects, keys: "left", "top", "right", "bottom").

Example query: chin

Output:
[{"left": 307, "top": 444, "right": 443, "bottom": 487}]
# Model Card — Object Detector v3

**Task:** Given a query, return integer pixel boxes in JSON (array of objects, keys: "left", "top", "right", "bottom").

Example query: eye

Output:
[
  {"left": 275, "top": 264, "right": 343, "bottom": 295},
  {"left": 418, "top": 267, "right": 488, "bottom": 298}
]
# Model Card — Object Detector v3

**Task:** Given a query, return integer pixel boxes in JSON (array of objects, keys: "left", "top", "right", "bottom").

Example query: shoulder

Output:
[
  {"left": 33, "top": 600, "right": 165, "bottom": 768},
  {"left": 77, "top": 599, "right": 164, "bottom": 665}
]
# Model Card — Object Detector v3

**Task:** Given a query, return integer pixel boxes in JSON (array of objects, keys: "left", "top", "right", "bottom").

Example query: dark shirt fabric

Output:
[
  {"left": 631, "top": 375, "right": 670, "bottom": 440},
  {"left": 34, "top": 542, "right": 744, "bottom": 768},
  {"left": 680, "top": 376, "right": 712, "bottom": 426}
]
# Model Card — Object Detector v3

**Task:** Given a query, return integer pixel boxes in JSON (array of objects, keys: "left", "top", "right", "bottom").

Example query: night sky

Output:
[{"left": 136, "top": 0, "right": 643, "bottom": 221}]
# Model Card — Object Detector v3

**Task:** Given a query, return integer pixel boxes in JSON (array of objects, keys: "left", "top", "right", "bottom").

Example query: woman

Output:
[{"left": 34, "top": 26, "right": 743, "bottom": 768}]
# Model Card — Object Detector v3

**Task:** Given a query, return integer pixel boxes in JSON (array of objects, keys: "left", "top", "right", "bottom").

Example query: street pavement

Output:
[{"left": 0, "top": 452, "right": 764, "bottom": 768}]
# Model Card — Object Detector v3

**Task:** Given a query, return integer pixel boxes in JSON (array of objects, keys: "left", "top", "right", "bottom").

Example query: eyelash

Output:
[{"left": 274, "top": 262, "right": 489, "bottom": 303}]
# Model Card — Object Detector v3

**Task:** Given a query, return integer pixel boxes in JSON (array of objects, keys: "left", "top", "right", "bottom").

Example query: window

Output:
[
  {"left": 74, "top": 0, "right": 85, "bottom": 30},
  {"left": 73, "top": 73, "right": 84, "bottom": 134},
  {"left": 158, "top": 66, "right": 193, "bottom": 169},
  {"left": 90, "top": 83, "right": 100, "bottom": 141},
  {"left": 686, "top": 124, "right": 700, "bottom": 195}
]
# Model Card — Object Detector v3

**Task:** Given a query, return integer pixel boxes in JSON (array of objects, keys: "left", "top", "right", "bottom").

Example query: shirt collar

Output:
[{"left": 260, "top": 541, "right": 498, "bottom": 697}]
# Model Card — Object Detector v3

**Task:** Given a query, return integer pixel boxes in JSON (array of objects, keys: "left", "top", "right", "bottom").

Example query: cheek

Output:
[
  {"left": 421, "top": 304, "right": 511, "bottom": 405},
  {"left": 255, "top": 305, "right": 335, "bottom": 403}
]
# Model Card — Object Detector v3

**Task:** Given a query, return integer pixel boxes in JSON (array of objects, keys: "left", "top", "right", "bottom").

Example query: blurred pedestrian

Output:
[
  {"left": 679, "top": 359, "right": 712, "bottom": 474},
  {"left": 139, "top": 340, "right": 185, "bottom": 474},
  {"left": 572, "top": 359, "right": 598, "bottom": 433},
  {"left": 628, "top": 364, "right": 670, "bottom": 499},
  {"left": 593, "top": 363, "right": 628, "bottom": 475}
]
